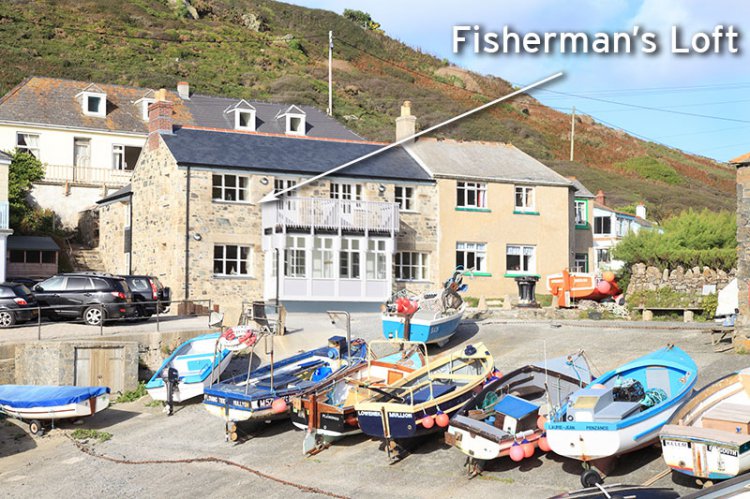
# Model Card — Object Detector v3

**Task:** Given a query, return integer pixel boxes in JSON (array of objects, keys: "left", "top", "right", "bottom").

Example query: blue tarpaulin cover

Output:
[
  {"left": 0, "top": 385, "right": 109, "bottom": 408},
  {"left": 494, "top": 394, "right": 539, "bottom": 419}
]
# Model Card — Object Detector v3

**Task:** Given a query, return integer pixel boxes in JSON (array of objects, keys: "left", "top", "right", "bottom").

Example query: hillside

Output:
[{"left": 0, "top": 0, "right": 736, "bottom": 218}]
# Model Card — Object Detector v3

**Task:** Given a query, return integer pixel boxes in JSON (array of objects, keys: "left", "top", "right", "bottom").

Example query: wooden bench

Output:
[
  {"left": 636, "top": 307, "right": 703, "bottom": 322},
  {"left": 708, "top": 325, "right": 734, "bottom": 351}
]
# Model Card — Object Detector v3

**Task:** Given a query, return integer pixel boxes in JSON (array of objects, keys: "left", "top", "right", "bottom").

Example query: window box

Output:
[
  {"left": 455, "top": 207, "right": 491, "bottom": 213},
  {"left": 465, "top": 271, "right": 492, "bottom": 277},
  {"left": 513, "top": 210, "right": 540, "bottom": 216}
]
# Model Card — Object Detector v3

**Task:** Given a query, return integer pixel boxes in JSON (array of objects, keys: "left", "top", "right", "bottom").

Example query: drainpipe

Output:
[
  {"left": 128, "top": 192, "right": 133, "bottom": 275},
  {"left": 275, "top": 247, "right": 280, "bottom": 307},
  {"left": 184, "top": 165, "right": 191, "bottom": 302}
]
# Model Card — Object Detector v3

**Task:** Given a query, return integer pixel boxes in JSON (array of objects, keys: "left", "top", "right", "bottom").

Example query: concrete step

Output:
[{"left": 69, "top": 245, "right": 106, "bottom": 272}]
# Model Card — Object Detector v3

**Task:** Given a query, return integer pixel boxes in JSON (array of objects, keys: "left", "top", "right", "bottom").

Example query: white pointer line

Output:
[{"left": 261, "top": 71, "right": 564, "bottom": 203}]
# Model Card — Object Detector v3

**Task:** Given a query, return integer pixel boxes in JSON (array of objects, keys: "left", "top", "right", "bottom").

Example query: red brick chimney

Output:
[
  {"left": 147, "top": 88, "right": 174, "bottom": 151},
  {"left": 595, "top": 189, "right": 605, "bottom": 206}
]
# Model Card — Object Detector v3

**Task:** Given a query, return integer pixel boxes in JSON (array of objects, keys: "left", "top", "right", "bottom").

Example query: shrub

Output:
[
  {"left": 613, "top": 209, "right": 736, "bottom": 270},
  {"left": 8, "top": 150, "right": 44, "bottom": 230},
  {"left": 71, "top": 429, "right": 112, "bottom": 442},
  {"left": 343, "top": 9, "right": 383, "bottom": 32},
  {"left": 616, "top": 156, "right": 682, "bottom": 185},
  {"left": 115, "top": 382, "right": 147, "bottom": 403}
]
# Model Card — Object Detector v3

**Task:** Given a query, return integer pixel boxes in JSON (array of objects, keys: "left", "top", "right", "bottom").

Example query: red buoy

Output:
[
  {"left": 538, "top": 434, "right": 552, "bottom": 453},
  {"left": 509, "top": 442, "right": 524, "bottom": 462},
  {"left": 537, "top": 414, "right": 547, "bottom": 430},
  {"left": 521, "top": 438, "right": 535, "bottom": 458},
  {"left": 421, "top": 415, "right": 435, "bottom": 429},
  {"left": 271, "top": 398, "right": 287, "bottom": 414},
  {"left": 435, "top": 412, "right": 450, "bottom": 428}
]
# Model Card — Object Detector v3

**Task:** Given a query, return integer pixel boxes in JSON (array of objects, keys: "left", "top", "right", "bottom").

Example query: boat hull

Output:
[
  {"left": 446, "top": 423, "right": 540, "bottom": 460},
  {"left": 1, "top": 393, "right": 110, "bottom": 421},
  {"left": 381, "top": 306, "right": 464, "bottom": 345},
  {"left": 147, "top": 352, "right": 233, "bottom": 403},
  {"left": 660, "top": 427, "right": 750, "bottom": 480}
]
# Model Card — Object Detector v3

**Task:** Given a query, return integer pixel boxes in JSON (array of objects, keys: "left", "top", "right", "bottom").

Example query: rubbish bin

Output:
[{"left": 515, "top": 276, "right": 540, "bottom": 308}]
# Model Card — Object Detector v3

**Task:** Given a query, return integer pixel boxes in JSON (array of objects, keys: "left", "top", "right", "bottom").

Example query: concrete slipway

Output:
[{"left": 1, "top": 313, "right": 746, "bottom": 498}]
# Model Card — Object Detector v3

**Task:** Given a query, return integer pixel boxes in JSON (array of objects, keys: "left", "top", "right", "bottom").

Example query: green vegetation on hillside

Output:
[
  {"left": 613, "top": 209, "right": 736, "bottom": 270},
  {"left": 616, "top": 156, "right": 682, "bottom": 185},
  {"left": 0, "top": 0, "right": 736, "bottom": 215}
]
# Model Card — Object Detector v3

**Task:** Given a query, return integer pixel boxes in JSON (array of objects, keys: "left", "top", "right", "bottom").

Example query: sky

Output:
[{"left": 285, "top": 0, "right": 750, "bottom": 162}]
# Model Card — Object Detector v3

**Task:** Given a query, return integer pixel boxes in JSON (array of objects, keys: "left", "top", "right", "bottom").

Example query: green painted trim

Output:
[
  {"left": 575, "top": 199, "right": 590, "bottom": 226},
  {"left": 513, "top": 210, "right": 540, "bottom": 216},
  {"left": 465, "top": 272, "right": 492, "bottom": 277},
  {"left": 575, "top": 223, "right": 591, "bottom": 230},
  {"left": 455, "top": 207, "right": 491, "bottom": 213},
  {"left": 504, "top": 273, "right": 541, "bottom": 278}
]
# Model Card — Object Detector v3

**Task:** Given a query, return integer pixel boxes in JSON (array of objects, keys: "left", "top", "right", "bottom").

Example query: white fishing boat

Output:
[
  {"left": 0, "top": 385, "right": 110, "bottom": 435},
  {"left": 545, "top": 345, "right": 698, "bottom": 487},
  {"left": 660, "top": 367, "right": 750, "bottom": 482},
  {"left": 146, "top": 332, "right": 236, "bottom": 403}
]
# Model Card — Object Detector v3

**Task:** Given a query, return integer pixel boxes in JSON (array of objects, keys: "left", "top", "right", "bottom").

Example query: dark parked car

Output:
[
  {"left": 120, "top": 275, "right": 171, "bottom": 318},
  {"left": 0, "top": 282, "right": 38, "bottom": 328},
  {"left": 33, "top": 273, "right": 133, "bottom": 326}
]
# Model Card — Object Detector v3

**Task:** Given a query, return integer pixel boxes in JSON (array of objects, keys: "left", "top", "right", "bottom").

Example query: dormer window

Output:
[
  {"left": 140, "top": 99, "right": 155, "bottom": 120},
  {"left": 76, "top": 84, "right": 107, "bottom": 118},
  {"left": 225, "top": 100, "right": 256, "bottom": 131},
  {"left": 277, "top": 105, "right": 306, "bottom": 136}
]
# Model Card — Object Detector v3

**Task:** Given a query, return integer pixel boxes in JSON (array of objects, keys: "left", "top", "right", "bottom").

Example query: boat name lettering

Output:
[
  {"left": 358, "top": 411, "right": 380, "bottom": 417},
  {"left": 389, "top": 412, "right": 412, "bottom": 419},
  {"left": 708, "top": 445, "right": 738, "bottom": 457},
  {"left": 321, "top": 413, "right": 339, "bottom": 421},
  {"left": 584, "top": 425, "right": 609, "bottom": 431},
  {"left": 663, "top": 440, "right": 689, "bottom": 448},
  {"left": 231, "top": 399, "right": 251, "bottom": 409},
  {"left": 205, "top": 395, "right": 221, "bottom": 404}
]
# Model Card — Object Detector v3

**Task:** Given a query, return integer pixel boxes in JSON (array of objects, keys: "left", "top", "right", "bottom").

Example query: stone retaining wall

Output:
[{"left": 626, "top": 263, "right": 735, "bottom": 295}]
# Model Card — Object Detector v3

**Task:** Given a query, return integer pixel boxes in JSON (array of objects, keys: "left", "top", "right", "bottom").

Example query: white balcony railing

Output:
[
  {"left": 42, "top": 164, "right": 133, "bottom": 187},
  {"left": 262, "top": 197, "right": 399, "bottom": 234}
]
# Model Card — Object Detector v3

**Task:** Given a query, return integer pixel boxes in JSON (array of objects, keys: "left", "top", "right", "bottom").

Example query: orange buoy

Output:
[
  {"left": 602, "top": 271, "right": 616, "bottom": 283},
  {"left": 271, "top": 398, "right": 288, "bottom": 414},
  {"left": 421, "top": 415, "right": 435, "bottom": 429},
  {"left": 509, "top": 442, "right": 525, "bottom": 462},
  {"left": 538, "top": 433, "right": 552, "bottom": 452},
  {"left": 537, "top": 414, "right": 547, "bottom": 430},
  {"left": 521, "top": 438, "right": 535, "bottom": 458},
  {"left": 435, "top": 412, "right": 450, "bottom": 428}
]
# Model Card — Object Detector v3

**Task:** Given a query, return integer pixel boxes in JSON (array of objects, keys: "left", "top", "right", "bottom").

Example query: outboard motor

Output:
[{"left": 163, "top": 367, "right": 179, "bottom": 416}]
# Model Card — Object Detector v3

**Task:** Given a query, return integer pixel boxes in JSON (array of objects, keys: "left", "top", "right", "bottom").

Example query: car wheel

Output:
[
  {"left": 0, "top": 310, "right": 16, "bottom": 328},
  {"left": 83, "top": 306, "right": 105, "bottom": 326}
]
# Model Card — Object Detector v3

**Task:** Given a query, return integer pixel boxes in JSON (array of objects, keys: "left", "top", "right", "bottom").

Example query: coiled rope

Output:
[{"left": 67, "top": 436, "right": 350, "bottom": 499}]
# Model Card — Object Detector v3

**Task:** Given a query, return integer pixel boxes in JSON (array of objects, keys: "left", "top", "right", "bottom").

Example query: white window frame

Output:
[
  {"left": 213, "top": 244, "right": 253, "bottom": 277},
  {"left": 457, "top": 181, "right": 487, "bottom": 209},
  {"left": 575, "top": 200, "right": 588, "bottom": 225},
  {"left": 339, "top": 238, "right": 361, "bottom": 279},
  {"left": 235, "top": 109, "right": 256, "bottom": 131},
  {"left": 597, "top": 248, "right": 611, "bottom": 264},
  {"left": 312, "top": 236, "right": 335, "bottom": 279},
  {"left": 113, "top": 144, "right": 125, "bottom": 170},
  {"left": 506, "top": 244, "right": 536, "bottom": 274},
  {"left": 594, "top": 216, "right": 612, "bottom": 235},
  {"left": 82, "top": 91, "right": 106, "bottom": 117},
  {"left": 285, "top": 113, "right": 306, "bottom": 136},
  {"left": 395, "top": 186, "right": 416, "bottom": 212},
  {"left": 456, "top": 242, "right": 487, "bottom": 273},
  {"left": 366, "top": 239, "right": 387, "bottom": 280},
  {"left": 141, "top": 98, "right": 155, "bottom": 120},
  {"left": 212, "top": 174, "right": 250, "bottom": 203},
  {"left": 16, "top": 132, "right": 40, "bottom": 158},
  {"left": 574, "top": 253, "right": 588, "bottom": 273},
  {"left": 284, "top": 236, "right": 307, "bottom": 278},
  {"left": 330, "top": 182, "right": 363, "bottom": 201},
  {"left": 274, "top": 178, "right": 297, "bottom": 196},
  {"left": 395, "top": 251, "right": 429, "bottom": 281},
  {"left": 514, "top": 186, "right": 536, "bottom": 212}
]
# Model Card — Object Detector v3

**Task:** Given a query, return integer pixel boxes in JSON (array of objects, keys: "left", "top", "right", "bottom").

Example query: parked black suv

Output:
[
  {"left": 33, "top": 273, "right": 133, "bottom": 326},
  {"left": 0, "top": 283, "right": 38, "bottom": 328},
  {"left": 120, "top": 275, "right": 171, "bottom": 318}
]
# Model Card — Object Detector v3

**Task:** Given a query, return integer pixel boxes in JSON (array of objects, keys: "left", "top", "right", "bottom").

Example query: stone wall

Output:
[
  {"left": 98, "top": 199, "right": 129, "bottom": 274},
  {"left": 626, "top": 263, "right": 735, "bottom": 295}
]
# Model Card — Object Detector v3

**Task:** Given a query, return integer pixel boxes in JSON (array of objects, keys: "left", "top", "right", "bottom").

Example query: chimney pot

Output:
[
  {"left": 177, "top": 81, "right": 190, "bottom": 100},
  {"left": 147, "top": 89, "right": 174, "bottom": 150},
  {"left": 400, "top": 100, "right": 412, "bottom": 117},
  {"left": 396, "top": 101, "right": 417, "bottom": 142},
  {"left": 636, "top": 203, "right": 647, "bottom": 219},
  {"left": 595, "top": 189, "right": 606, "bottom": 206}
]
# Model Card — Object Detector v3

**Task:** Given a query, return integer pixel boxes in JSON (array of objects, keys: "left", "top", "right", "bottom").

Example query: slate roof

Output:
[
  {"left": 0, "top": 150, "right": 10, "bottom": 164},
  {"left": 162, "top": 127, "right": 432, "bottom": 182},
  {"left": 0, "top": 77, "right": 363, "bottom": 141},
  {"left": 406, "top": 139, "right": 573, "bottom": 187},
  {"left": 569, "top": 178, "right": 595, "bottom": 198},
  {"left": 96, "top": 184, "right": 132, "bottom": 206},
  {"left": 8, "top": 235, "right": 60, "bottom": 251}
]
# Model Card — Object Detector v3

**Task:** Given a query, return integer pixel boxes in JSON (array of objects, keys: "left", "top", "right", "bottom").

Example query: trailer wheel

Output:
[
  {"left": 581, "top": 468, "right": 603, "bottom": 488},
  {"left": 29, "top": 420, "right": 43, "bottom": 436}
]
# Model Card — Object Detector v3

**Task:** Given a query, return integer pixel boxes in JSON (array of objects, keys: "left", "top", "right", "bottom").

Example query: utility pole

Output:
[
  {"left": 327, "top": 30, "right": 333, "bottom": 116},
  {"left": 570, "top": 105, "right": 576, "bottom": 162}
]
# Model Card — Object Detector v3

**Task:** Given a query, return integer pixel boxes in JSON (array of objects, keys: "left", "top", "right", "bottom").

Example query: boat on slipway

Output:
[
  {"left": 660, "top": 367, "right": 750, "bottom": 482},
  {"left": 355, "top": 342, "right": 493, "bottom": 461},
  {"left": 146, "top": 332, "right": 237, "bottom": 403},
  {"left": 290, "top": 339, "right": 426, "bottom": 455},
  {"left": 0, "top": 385, "right": 110, "bottom": 435},
  {"left": 382, "top": 268, "right": 468, "bottom": 347},
  {"left": 446, "top": 351, "right": 593, "bottom": 476},
  {"left": 204, "top": 335, "right": 367, "bottom": 440},
  {"left": 545, "top": 345, "right": 698, "bottom": 487}
]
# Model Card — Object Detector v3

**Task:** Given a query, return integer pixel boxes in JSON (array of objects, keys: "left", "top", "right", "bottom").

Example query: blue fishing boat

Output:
[
  {"left": 382, "top": 268, "right": 468, "bottom": 347},
  {"left": 545, "top": 345, "right": 698, "bottom": 487},
  {"left": 0, "top": 385, "right": 110, "bottom": 435},
  {"left": 146, "top": 332, "right": 235, "bottom": 403},
  {"left": 203, "top": 335, "right": 366, "bottom": 439}
]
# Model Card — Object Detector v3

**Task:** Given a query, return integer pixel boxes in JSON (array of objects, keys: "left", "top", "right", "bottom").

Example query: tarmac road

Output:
[{"left": 0, "top": 314, "right": 746, "bottom": 498}]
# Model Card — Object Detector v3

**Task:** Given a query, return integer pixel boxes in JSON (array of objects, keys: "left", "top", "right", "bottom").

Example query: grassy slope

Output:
[{"left": 0, "top": 0, "right": 736, "bottom": 218}]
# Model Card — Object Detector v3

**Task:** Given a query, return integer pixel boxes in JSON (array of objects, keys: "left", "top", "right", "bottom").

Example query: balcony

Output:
[
  {"left": 262, "top": 197, "right": 399, "bottom": 235},
  {"left": 42, "top": 164, "right": 133, "bottom": 187}
]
